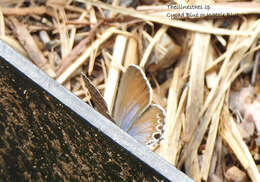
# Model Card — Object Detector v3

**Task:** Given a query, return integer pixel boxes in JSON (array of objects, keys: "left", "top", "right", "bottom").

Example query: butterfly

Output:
[{"left": 81, "top": 64, "right": 165, "bottom": 146}]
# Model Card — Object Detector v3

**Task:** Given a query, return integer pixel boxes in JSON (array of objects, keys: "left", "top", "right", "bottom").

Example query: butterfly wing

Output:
[
  {"left": 113, "top": 64, "right": 152, "bottom": 131},
  {"left": 81, "top": 73, "right": 114, "bottom": 122},
  {"left": 127, "top": 104, "right": 165, "bottom": 145}
]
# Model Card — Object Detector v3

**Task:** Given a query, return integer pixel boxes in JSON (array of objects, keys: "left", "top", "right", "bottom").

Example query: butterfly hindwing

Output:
[{"left": 127, "top": 104, "right": 165, "bottom": 145}]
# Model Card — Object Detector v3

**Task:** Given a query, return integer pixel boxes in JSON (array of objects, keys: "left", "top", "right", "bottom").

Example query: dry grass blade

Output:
[
  {"left": 9, "top": 17, "right": 47, "bottom": 67},
  {"left": 104, "top": 35, "right": 128, "bottom": 113},
  {"left": 159, "top": 68, "right": 187, "bottom": 165},
  {"left": 184, "top": 20, "right": 213, "bottom": 142},
  {"left": 205, "top": 44, "right": 217, "bottom": 89},
  {"left": 158, "top": 67, "right": 179, "bottom": 163},
  {"left": 212, "top": 2, "right": 260, "bottom": 14},
  {"left": 124, "top": 36, "right": 139, "bottom": 66},
  {"left": 56, "top": 8, "right": 71, "bottom": 59},
  {"left": 56, "top": 20, "right": 104, "bottom": 77},
  {"left": 201, "top": 17, "right": 260, "bottom": 117},
  {"left": 183, "top": 20, "right": 211, "bottom": 182},
  {"left": 201, "top": 96, "right": 224, "bottom": 181},
  {"left": 57, "top": 27, "right": 116, "bottom": 84},
  {"left": 140, "top": 25, "right": 168, "bottom": 68},
  {"left": 158, "top": 34, "right": 190, "bottom": 164},
  {"left": 79, "top": 0, "right": 250, "bottom": 36},
  {"left": 220, "top": 107, "right": 260, "bottom": 182},
  {"left": 137, "top": 2, "right": 260, "bottom": 19},
  {"left": 182, "top": 16, "right": 260, "bottom": 181},
  {"left": 0, "top": 10, "right": 27, "bottom": 56},
  {"left": 183, "top": 86, "right": 226, "bottom": 181},
  {"left": 1, "top": 6, "right": 47, "bottom": 16}
]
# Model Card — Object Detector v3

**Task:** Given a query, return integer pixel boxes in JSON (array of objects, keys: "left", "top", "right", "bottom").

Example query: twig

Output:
[
  {"left": 56, "top": 20, "right": 104, "bottom": 77},
  {"left": 9, "top": 17, "right": 47, "bottom": 67},
  {"left": 56, "top": 27, "right": 117, "bottom": 84},
  {"left": 1, "top": 6, "right": 47, "bottom": 16}
]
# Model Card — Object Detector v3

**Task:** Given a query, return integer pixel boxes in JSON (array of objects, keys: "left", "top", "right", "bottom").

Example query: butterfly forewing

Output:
[
  {"left": 113, "top": 65, "right": 152, "bottom": 131},
  {"left": 81, "top": 73, "right": 114, "bottom": 122},
  {"left": 127, "top": 104, "right": 165, "bottom": 145}
]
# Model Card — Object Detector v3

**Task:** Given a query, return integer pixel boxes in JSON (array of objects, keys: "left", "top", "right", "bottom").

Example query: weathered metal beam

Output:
[{"left": 0, "top": 40, "right": 193, "bottom": 182}]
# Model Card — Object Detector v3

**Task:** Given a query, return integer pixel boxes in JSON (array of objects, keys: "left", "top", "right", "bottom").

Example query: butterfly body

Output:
[{"left": 82, "top": 64, "right": 165, "bottom": 146}]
